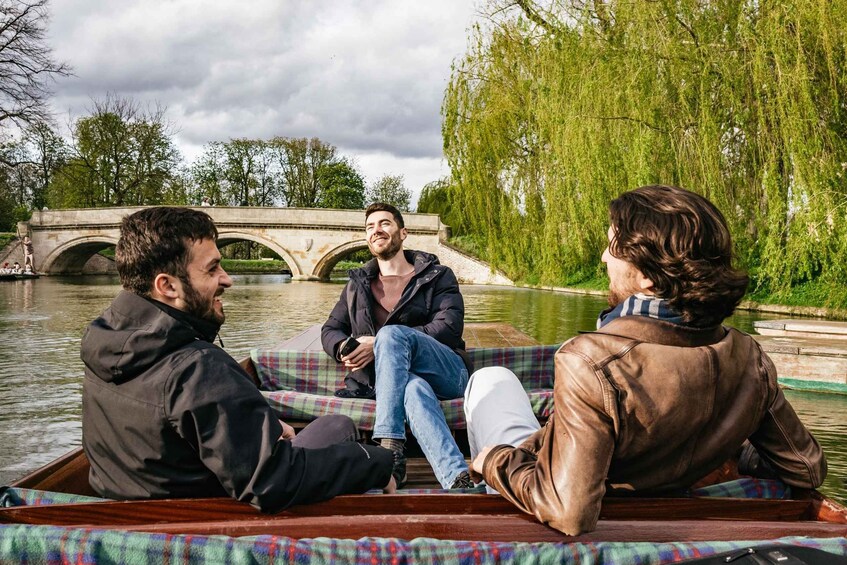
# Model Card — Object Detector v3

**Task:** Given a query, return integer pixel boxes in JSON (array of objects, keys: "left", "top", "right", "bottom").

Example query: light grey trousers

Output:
[{"left": 463, "top": 367, "right": 541, "bottom": 493}]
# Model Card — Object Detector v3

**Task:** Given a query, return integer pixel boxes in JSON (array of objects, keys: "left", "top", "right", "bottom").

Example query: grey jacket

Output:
[{"left": 81, "top": 291, "right": 392, "bottom": 511}]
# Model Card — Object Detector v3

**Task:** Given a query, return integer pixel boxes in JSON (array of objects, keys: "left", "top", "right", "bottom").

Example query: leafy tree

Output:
[
  {"left": 0, "top": 0, "right": 70, "bottom": 135},
  {"left": 417, "top": 177, "right": 465, "bottom": 230},
  {"left": 272, "top": 136, "right": 337, "bottom": 207},
  {"left": 367, "top": 174, "right": 411, "bottom": 211},
  {"left": 317, "top": 159, "right": 365, "bottom": 209},
  {"left": 23, "top": 121, "right": 66, "bottom": 209},
  {"left": 444, "top": 0, "right": 847, "bottom": 300},
  {"left": 57, "top": 95, "right": 182, "bottom": 207}
]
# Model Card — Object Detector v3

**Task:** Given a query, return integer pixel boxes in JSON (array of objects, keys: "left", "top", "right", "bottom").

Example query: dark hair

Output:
[
  {"left": 608, "top": 185, "right": 749, "bottom": 327},
  {"left": 116, "top": 207, "right": 218, "bottom": 295},
  {"left": 365, "top": 202, "right": 404, "bottom": 228}
]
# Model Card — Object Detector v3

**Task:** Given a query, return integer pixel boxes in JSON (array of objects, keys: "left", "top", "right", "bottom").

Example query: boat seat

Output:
[{"left": 253, "top": 344, "right": 560, "bottom": 431}]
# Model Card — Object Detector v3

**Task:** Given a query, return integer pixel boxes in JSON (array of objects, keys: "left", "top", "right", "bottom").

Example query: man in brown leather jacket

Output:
[{"left": 464, "top": 185, "right": 827, "bottom": 536}]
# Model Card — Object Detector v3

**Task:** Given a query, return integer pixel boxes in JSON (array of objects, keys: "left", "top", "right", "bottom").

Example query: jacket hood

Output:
[{"left": 80, "top": 290, "right": 218, "bottom": 383}]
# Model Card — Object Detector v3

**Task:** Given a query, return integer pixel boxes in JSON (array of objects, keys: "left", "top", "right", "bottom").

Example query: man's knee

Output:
[
  {"left": 315, "top": 414, "right": 358, "bottom": 441},
  {"left": 464, "top": 367, "right": 521, "bottom": 412},
  {"left": 375, "top": 325, "right": 413, "bottom": 346}
]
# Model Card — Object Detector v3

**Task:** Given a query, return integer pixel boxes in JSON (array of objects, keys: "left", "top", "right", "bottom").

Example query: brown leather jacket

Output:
[{"left": 482, "top": 316, "right": 827, "bottom": 535}]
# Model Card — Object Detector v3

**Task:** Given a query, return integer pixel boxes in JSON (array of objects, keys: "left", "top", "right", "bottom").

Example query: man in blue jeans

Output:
[{"left": 321, "top": 202, "right": 473, "bottom": 490}]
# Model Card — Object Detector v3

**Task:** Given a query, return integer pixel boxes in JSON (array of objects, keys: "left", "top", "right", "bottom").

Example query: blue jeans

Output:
[{"left": 372, "top": 325, "right": 469, "bottom": 488}]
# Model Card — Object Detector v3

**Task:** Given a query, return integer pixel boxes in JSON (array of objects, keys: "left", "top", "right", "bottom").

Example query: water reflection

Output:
[{"left": 1, "top": 275, "right": 844, "bottom": 506}]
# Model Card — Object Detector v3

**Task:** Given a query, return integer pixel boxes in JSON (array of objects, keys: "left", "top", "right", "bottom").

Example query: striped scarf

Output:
[{"left": 597, "top": 293, "right": 685, "bottom": 329}]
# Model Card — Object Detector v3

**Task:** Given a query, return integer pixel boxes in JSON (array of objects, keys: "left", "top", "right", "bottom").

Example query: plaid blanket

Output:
[
  {"left": 0, "top": 526, "right": 844, "bottom": 564},
  {"left": 4, "top": 479, "right": 843, "bottom": 564},
  {"left": 253, "top": 344, "right": 559, "bottom": 430}
]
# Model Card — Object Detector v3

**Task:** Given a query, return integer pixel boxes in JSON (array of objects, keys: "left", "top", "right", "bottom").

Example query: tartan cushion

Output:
[
  {"left": 253, "top": 344, "right": 560, "bottom": 429},
  {"left": 0, "top": 525, "right": 844, "bottom": 564}
]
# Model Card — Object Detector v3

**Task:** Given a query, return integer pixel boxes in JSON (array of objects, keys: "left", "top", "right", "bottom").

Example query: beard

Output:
[
  {"left": 606, "top": 269, "right": 642, "bottom": 308},
  {"left": 368, "top": 231, "right": 403, "bottom": 260},
  {"left": 182, "top": 280, "right": 225, "bottom": 325}
]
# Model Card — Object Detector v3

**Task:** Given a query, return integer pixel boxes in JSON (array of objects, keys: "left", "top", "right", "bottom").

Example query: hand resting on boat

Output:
[{"left": 341, "top": 335, "right": 375, "bottom": 371}]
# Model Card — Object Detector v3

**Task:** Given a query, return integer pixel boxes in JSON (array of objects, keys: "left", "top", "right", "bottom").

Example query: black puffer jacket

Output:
[
  {"left": 81, "top": 291, "right": 392, "bottom": 511},
  {"left": 321, "top": 250, "right": 470, "bottom": 371}
]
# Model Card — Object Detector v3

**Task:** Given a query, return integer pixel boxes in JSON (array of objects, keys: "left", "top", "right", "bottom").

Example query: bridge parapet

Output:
[{"left": 23, "top": 206, "right": 509, "bottom": 285}]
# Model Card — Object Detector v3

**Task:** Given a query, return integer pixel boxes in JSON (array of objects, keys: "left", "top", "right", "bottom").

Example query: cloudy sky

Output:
[{"left": 45, "top": 1, "right": 481, "bottom": 204}]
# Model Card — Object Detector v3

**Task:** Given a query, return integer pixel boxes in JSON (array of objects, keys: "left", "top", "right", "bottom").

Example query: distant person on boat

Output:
[
  {"left": 81, "top": 207, "right": 394, "bottom": 510},
  {"left": 22, "top": 236, "right": 35, "bottom": 273},
  {"left": 201, "top": 196, "right": 211, "bottom": 206},
  {"left": 464, "top": 185, "right": 827, "bottom": 535},
  {"left": 12, "top": 261, "right": 21, "bottom": 273},
  {"left": 321, "top": 202, "right": 474, "bottom": 490}
]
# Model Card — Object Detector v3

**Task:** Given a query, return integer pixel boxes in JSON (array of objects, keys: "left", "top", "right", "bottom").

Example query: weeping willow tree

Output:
[{"left": 443, "top": 0, "right": 847, "bottom": 304}]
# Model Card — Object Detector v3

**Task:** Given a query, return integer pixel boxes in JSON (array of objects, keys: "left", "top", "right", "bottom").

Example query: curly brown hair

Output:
[{"left": 608, "top": 185, "right": 749, "bottom": 327}]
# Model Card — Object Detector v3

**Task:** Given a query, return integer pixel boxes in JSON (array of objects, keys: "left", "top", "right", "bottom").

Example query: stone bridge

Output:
[{"left": 17, "top": 206, "right": 512, "bottom": 285}]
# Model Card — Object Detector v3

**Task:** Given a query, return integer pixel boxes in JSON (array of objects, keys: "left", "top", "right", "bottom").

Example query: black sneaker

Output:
[
  {"left": 450, "top": 471, "right": 474, "bottom": 490},
  {"left": 391, "top": 449, "right": 407, "bottom": 489}
]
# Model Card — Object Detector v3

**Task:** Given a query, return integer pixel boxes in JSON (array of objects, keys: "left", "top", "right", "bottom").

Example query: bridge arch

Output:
[
  {"left": 216, "top": 230, "right": 302, "bottom": 278},
  {"left": 41, "top": 235, "right": 120, "bottom": 275},
  {"left": 312, "top": 240, "right": 370, "bottom": 280}
]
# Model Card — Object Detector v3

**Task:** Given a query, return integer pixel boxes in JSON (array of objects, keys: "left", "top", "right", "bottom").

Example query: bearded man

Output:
[
  {"left": 463, "top": 185, "right": 826, "bottom": 535},
  {"left": 322, "top": 203, "right": 474, "bottom": 490},
  {"left": 81, "top": 207, "right": 393, "bottom": 509}
]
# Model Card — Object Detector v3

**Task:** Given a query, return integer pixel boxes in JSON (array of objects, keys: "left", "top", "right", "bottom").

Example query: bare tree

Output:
[{"left": 0, "top": 0, "right": 70, "bottom": 132}]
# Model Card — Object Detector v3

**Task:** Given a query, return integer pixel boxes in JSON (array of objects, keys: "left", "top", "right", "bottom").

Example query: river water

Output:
[{"left": 1, "top": 275, "right": 844, "bottom": 504}]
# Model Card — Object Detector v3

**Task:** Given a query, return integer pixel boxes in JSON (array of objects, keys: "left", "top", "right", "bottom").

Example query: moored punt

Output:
[{"left": 753, "top": 320, "right": 847, "bottom": 395}]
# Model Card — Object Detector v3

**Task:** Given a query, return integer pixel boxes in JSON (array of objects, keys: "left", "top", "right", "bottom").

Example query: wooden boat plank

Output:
[
  {"left": 116, "top": 516, "right": 847, "bottom": 542},
  {"left": 0, "top": 494, "right": 823, "bottom": 527}
]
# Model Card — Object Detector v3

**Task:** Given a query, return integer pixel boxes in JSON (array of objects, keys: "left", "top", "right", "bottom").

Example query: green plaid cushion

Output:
[{"left": 253, "top": 344, "right": 559, "bottom": 429}]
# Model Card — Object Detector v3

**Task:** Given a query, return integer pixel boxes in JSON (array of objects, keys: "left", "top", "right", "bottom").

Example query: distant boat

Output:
[{"left": 0, "top": 272, "right": 39, "bottom": 281}]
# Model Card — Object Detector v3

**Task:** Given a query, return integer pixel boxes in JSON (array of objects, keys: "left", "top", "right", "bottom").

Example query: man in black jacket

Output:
[
  {"left": 321, "top": 203, "right": 473, "bottom": 490},
  {"left": 81, "top": 207, "right": 393, "bottom": 511}
]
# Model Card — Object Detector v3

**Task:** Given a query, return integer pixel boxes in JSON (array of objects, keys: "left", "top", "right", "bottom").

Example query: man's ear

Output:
[
  {"left": 151, "top": 273, "right": 181, "bottom": 301},
  {"left": 399, "top": 227, "right": 408, "bottom": 241},
  {"left": 637, "top": 272, "right": 655, "bottom": 293}
]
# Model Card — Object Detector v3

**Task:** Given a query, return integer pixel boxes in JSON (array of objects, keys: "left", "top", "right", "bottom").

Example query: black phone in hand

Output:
[{"left": 339, "top": 337, "right": 360, "bottom": 357}]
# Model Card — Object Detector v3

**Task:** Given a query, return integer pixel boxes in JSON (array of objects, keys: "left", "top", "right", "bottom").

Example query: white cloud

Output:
[{"left": 46, "top": 1, "right": 478, "bottom": 205}]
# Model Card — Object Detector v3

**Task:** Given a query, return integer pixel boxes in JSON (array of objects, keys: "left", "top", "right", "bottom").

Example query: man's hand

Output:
[
  {"left": 279, "top": 420, "right": 296, "bottom": 441},
  {"left": 383, "top": 474, "right": 397, "bottom": 494},
  {"left": 342, "top": 335, "right": 375, "bottom": 370},
  {"left": 470, "top": 445, "right": 495, "bottom": 482}
]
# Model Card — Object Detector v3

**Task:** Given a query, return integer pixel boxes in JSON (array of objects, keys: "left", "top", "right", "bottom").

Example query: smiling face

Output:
[
  {"left": 180, "top": 238, "right": 232, "bottom": 324},
  {"left": 601, "top": 226, "right": 654, "bottom": 307},
  {"left": 365, "top": 210, "right": 406, "bottom": 260}
]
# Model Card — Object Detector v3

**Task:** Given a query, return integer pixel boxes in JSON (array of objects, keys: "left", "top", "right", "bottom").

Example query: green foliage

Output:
[
  {"left": 443, "top": 0, "right": 847, "bottom": 307},
  {"left": 190, "top": 137, "right": 366, "bottom": 209},
  {"left": 318, "top": 160, "right": 366, "bottom": 209},
  {"left": 366, "top": 174, "right": 411, "bottom": 211},
  {"left": 417, "top": 177, "right": 467, "bottom": 231},
  {"left": 0, "top": 232, "right": 14, "bottom": 249},
  {"left": 53, "top": 96, "right": 182, "bottom": 207},
  {"left": 220, "top": 259, "right": 290, "bottom": 273}
]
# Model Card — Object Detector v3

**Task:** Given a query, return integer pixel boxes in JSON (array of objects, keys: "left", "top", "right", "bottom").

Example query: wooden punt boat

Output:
[
  {"left": 0, "top": 272, "right": 39, "bottom": 281},
  {"left": 4, "top": 447, "right": 847, "bottom": 544},
  {"left": 3, "top": 324, "right": 846, "bottom": 562}
]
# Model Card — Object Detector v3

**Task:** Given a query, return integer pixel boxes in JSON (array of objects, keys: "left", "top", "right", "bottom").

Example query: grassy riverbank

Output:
[{"left": 221, "top": 259, "right": 365, "bottom": 275}]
